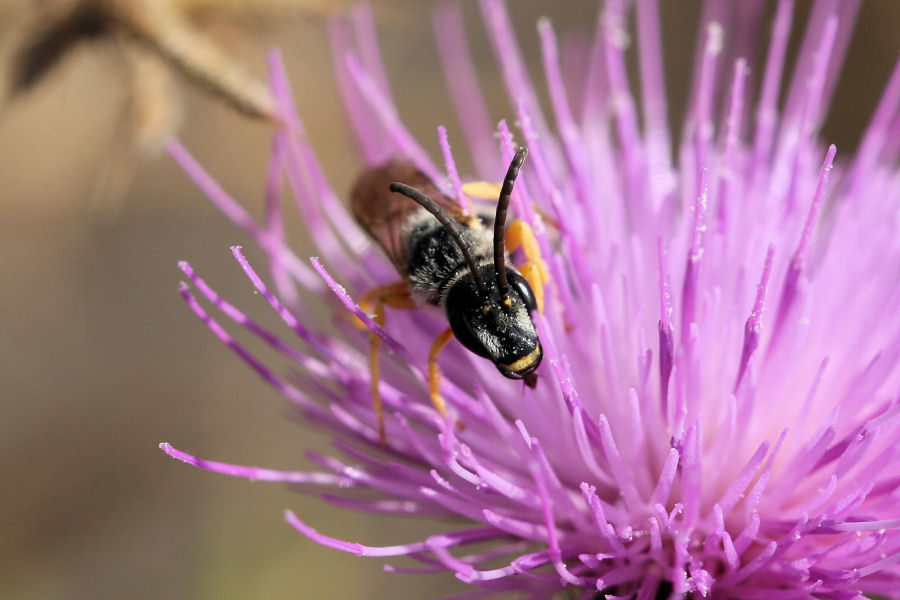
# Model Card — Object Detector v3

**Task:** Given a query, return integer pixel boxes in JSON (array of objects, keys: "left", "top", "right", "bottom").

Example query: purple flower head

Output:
[{"left": 162, "top": 2, "right": 900, "bottom": 598}]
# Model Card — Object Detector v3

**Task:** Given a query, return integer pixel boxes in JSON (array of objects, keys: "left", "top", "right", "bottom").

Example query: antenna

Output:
[
  {"left": 389, "top": 182, "right": 488, "bottom": 294},
  {"left": 493, "top": 146, "right": 528, "bottom": 301}
]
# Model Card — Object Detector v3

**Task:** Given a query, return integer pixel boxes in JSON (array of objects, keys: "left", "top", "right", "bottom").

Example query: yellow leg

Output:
[
  {"left": 518, "top": 262, "right": 545, "bottom": 314},
  {"left": 461, "top": 181, "right": 502, "bottom": 200},
  {"left": 370, "top": 296, "right": 386, "bottom": 443},
  {"left": 428, "top": 328, "right": 454, "bottom": 418},
  {"left": 359, "top": 282, "right": 415, "bottom": 444},
  {"left": 506, "top": 220, "right": 550, "bottom": 282},
  {"left": 360, "top": 284, "right": 459, "bottom": 441},
  {"left": 355, "top": 282, "right": 416, "bottom": 330},
  {"left": 505, "top": 220, "right": 549, "bottom": 314},
  {"left": 462, "top": 181, "right": 560, "bottom": 231}
]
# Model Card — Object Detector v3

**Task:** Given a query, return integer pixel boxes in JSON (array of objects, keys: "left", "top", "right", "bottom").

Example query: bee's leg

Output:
[
  {"left": 461, "top": 181, "right": 559, "bottom": 230},
  {"left": 358, "top": 282, "right": 415, "bottom": 444},
  {"left": 428, "top": 328, "right": 454, "bottom": 418},
  {"left": 517, "top": 262, "right": 545, "bottom": 314},
  {"left": 505, "top": 220, "right": 549, "bottom": 314},
  {"left": 370, "top": 296, "right": 386, "bottom": 443},
  {"left": 356, "top": 282, "right": 416, "bottom": 329},
  {"left": 461, "top": 181, "right": 503, "bottom": 201}
]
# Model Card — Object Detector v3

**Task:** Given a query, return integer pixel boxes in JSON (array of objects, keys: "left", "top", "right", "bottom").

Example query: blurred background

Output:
[{"left": 0, "top": 1, "right": 898, "bottom": 598}]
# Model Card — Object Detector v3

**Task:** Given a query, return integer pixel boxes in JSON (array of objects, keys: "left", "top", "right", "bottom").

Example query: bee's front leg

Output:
[
  {"left": 427, "top": 329, "right": 454, "bottom": 420},
  {"left": 358, "top": 282, "right": 417, "bottom": 319},
  {"left": 357, "top": 282, "right": 415, "bottom": 444}
]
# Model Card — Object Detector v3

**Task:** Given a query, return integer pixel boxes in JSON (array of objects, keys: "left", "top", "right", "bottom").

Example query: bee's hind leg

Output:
[
  {"left": 505, "top": 220, "right": 550, "bottom": 314},
  {"left": 358, "top": 282, "right": 416, "bottom": 444},
  {"left": 460, "top": 181, "right": 550, "bottom": 314}
]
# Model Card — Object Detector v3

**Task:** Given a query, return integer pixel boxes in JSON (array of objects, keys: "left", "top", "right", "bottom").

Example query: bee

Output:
[{"left": 350, "top": 147, "right": 543, "bottom": 439}]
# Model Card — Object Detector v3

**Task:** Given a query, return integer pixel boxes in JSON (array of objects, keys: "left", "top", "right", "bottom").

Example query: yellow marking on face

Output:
[
  {"left": 462, "top": 181, "right": 503, "bottom": 199},
  {"left": 501, "top": 345, "right": 542, "bottom": 373},
  {"left": 482, "top": 305, "right": 491, "bottom": 315}
]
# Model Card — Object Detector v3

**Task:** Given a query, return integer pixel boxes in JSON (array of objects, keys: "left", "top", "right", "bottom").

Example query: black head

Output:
[{"left": 445, "top": 265, "right": 542, "bottom": 379}]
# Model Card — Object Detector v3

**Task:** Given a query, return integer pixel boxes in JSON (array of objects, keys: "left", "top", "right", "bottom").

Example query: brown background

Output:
[{"left": 1, "top": 1, "right": 898, "bottom": 598}]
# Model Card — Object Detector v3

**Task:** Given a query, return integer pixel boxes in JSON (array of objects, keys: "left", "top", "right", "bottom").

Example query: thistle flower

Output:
[{"left": 162, "top": 1, "right": 900, "bottom": 597}]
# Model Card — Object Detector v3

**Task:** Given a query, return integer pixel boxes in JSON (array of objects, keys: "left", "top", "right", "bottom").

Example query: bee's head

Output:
[
  {"left": 389, "top": 145, "right": 542, "bottom": 381},
  {"left": 445, "top": 265, "right": 542, "bottom": 380}
]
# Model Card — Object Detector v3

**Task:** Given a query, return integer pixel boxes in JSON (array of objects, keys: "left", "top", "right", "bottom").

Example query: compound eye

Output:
[
  {"left": 447, "top": 306, "right": 492, "bottom": 359},
  {"left": 507, "top": 269, "right": 537, "bottom": 312}
]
